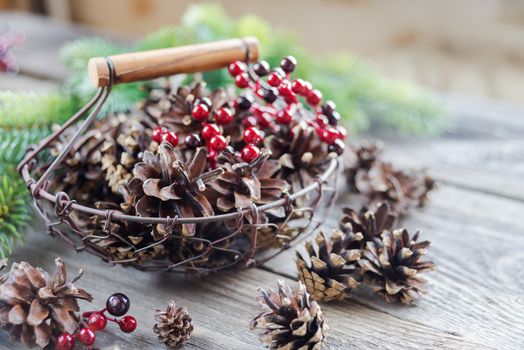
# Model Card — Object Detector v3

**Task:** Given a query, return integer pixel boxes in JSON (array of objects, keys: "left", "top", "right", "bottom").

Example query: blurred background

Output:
[{"left": 2, "top": 0, "right": 524, "bottom": 102}]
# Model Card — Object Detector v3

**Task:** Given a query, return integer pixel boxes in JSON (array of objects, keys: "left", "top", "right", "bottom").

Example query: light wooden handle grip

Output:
[{"left": 88, "top": 37, "right": 259, "bottom": 87}]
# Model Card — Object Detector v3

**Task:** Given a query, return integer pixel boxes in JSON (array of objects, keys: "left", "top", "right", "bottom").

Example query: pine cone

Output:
[
  {"left": 339, "top": 201, "right": 397, "bottom": 246},
  {"left": 359, "top": 229, "right": 435, "bottom": 304},
  {"left": 99, "top": 113, "right": 155, "bottom": 196},
  {"left": 128, "top": 143, "right": 224, "bottom": 237},
  {"left": 265, "top": 122, "right": 330, "bottom": 194},
  {"left": 296, "top": 229, "right": 362, "bottom": 302},
  {"left": 153, "top": 300, "right": 193, "bottom": 349},
  {"left": 355, "top": 162, "right": 435, "bottom": 215},
  {"left": 168, "top": 221, "right": 250, "bottom": 270},
  {"left": 144, "top": 82, "right": 242, "bottom": 141},
  {"left": 209, "top": 149, "right": 289, "bottom": 218},
  {"left": 251, "top": 280, "right": 328, "bottom": 350},
  {"left": 0, "top": 258, "right": 92, "bottom": 348},
  {"left": 86, "top": 201, "right": 168, "bottom": 264},
  {"left": 344, "top": 141, "right": 382, "bottom": 190}
]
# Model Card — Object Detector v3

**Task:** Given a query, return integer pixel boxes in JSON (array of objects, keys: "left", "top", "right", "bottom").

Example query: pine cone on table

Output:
[
  {"left": 339, "top": 201, "right": 397, "bottom": 247},
  {"left": 251, "top": 280, "right": 328, "bottom": 350},
  {"left": 153, "top": 300, "right": 193, "bottom": 349},
  {"left": 127, "top": 143, "right": 224, "bottom": 238},
  {"left": 209, "top": 149, "right": 289, "bottom": 219},
  {"left": 344, "top": 141, "right": 382, "bottom": 190},
  {"left": 296, "top": 229, "right": 362, "bottom": 302},
  {"left": 359, "top": 229, "right": 435, "bottom": 304},
  {"left": 355, "top": 162, "right": 435, "bottom": 216},
  {"left": 0, "top": 258, "right": 92, "bottom": 348}
]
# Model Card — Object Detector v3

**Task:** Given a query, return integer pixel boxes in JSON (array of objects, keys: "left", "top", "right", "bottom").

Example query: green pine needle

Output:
[
  {"left": 0, "top": 127, "right": 50, "bottom": 168},
  {"left": 0, "top": 90, "right": 78, "bottom": 128},
  {"left": 0, "top": 171, "right": 30, "bottom": 258}
]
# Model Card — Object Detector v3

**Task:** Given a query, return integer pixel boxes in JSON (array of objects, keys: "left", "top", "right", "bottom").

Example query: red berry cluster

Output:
[
  {"left": 56, "top": 293, "right": 137, "bottom": 350},
  {"left": 228, "top": 56, "right": 347, "bottom": 155}
]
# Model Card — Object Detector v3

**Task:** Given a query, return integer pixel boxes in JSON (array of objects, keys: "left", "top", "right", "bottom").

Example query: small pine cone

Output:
[
  {"left": 296, "top": 230, "right": 362, "bottom": 302},
  {"left": 344, "top": 141, "right": 382, "bottom": 189},
  {"left": 251, "top": 280, "right": 328, "bottom": 350},
  {"left": 153, "top": 300, "right": 193, "bottom": 349},
  {"left": 339, "top": 201, "right": 397, "bottom": 245},
  {"left": 359, "top": 229, "right": 435, "bottom": 304},
  {"left": 0, "top": 258, "right": 92, "bottom": 348}
]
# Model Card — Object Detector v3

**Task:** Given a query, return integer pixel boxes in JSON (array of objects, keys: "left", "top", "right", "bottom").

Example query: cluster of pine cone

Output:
[{"left": 44, "top": 79, "right": 336, "bottom": 272}]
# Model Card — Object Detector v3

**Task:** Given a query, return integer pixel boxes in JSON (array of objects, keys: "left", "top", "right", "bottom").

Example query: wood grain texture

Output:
[{"left": 88, "top": 37, "right": 259, "bottom": 87}]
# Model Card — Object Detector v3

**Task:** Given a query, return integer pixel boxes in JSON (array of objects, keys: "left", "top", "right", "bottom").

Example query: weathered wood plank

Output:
[
  {"left": 1, "top": 217, "right": 494, "bottom": 350},
  {"left": 0, "top": 11, "right": 107, "bottom": 81},
  {"left": 264, "top": 184, "right": 524, "bottom": 349},
  {"left": 0, "top": 74, "right": 58, "bottom": 91}
]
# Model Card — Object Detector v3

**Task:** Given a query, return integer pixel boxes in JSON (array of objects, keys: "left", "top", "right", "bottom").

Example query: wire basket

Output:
[{"left": 17, "top": 37, "right": 342, "bottom": 274}]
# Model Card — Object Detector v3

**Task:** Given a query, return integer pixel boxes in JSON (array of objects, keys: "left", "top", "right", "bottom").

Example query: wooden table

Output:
[{"left": 1, "top": 12, "right": 524, "bottom": 350}]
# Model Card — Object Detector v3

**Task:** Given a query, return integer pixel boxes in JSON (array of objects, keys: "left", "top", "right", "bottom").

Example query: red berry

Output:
[
  {"left": 242, "top": 116, "right": 258, "bottom": 128},
  {"left": 307, "top": 89, "right": 323, "bottom": 105},
  {"left": 87, "top": 312, "right": 107, "bottom": 331},
  {"left": 243, "top": 127, "right": 263, "bottom": 144},
  {"left": 241, "top": 145, "right": 261, "bottom": 162},
  {"left": 336, "top": 125, "right": 348, "bottom": 140},
  {"left": 192, "top": 104, "right": 209, "bottom": 121},
  {"left": 209, "top": 135, "right": 227, "bottom": 152},
  {"left": 278, "top": 81, "right": 293, "bottom": 97},
  {"left": 201, "top": 123, "right": 221, "bottom": 140},
  {"left": 291, "top": 79, "right": 306, "bottom": 94},
  {"left": 320, "top": 127, "right": 339, "bottom": 144},
  {"left": 215, "top": 107, "right": 234, "bottom": 125},
  {"left": 276, "top": 109, "right": 293, "bottom": 124},
  {"left": 119, "top": 316, "right": 137, "bottom": 333},
  {"left": 234, "top": 73, "right": 250, "bottom": 88},
  {"left": 302, "top": 81, "right": 313, "bottom": 96},
  {"left": 267, "top": 71, "right": 283, "bottom": 87},
  {"left": 56, "top": 333, "right": 75, "bottom": 350},
  {"left": 162, "top": 131, "right": 179, "bottom": 147},
  {"left": 78, "top": 328, "right": 96, "bottom": 346},
  {"left": 228, "top": 60, "right": 245, "bottom": 76},
  {"left": 316, "top": 115, "right": 329, "bottom": 128},
  {"left": 152, "top": 126, "right": 167, "bottom": 143}
]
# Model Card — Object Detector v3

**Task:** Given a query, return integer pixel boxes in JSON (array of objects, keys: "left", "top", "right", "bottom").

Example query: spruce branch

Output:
[{"left": 0, "top": 172, "right": 30, "bottom": 258}]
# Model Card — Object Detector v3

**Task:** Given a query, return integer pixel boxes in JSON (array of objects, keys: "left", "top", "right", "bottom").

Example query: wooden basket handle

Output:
[{"left": 88, "top": 37, "right": 259, "bottom": 88}]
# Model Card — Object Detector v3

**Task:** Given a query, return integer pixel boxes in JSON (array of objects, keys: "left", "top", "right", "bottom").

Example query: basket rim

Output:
[{"left": 20, "top": 156, "right": 340, "bottom": 225}]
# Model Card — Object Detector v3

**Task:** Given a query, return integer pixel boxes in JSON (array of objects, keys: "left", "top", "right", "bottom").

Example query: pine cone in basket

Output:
[
  {"left": 0, "top": 258, "right": 92, "bottom": 348},
  {"left": 86, "top": 202, "right": 168, "bottom": 264},
  {"left": 265, "top": 122, "right": 330, "bottom": 194},
  {"left": 339, "top": 201, "right": 397, "bottom": 247},
  {"left": 209, "top": 149, "right": 290, "bottom": 219},
  {"left": 296, "top": 229, "right": 362, "bottom": 302},
  {"left": 251, "top": 280, "right": 328, "bottom": 350},
  {"left": 168, "top": 221, "right": 251, "bottom": 271},
  {"left": 153, "top": 300, "right": 193, "bottom": 349},
  {"left": 100, "top": 113, "right": 156, "bottom": 196},
  {"left": 128, "top": 143, "right": 224, "bottom": 238},
  {"left": 359, "top": 229, "right": 435, "bottom": 304},
  {"left": 144, "top": 82, "right": 242, "bottom": 141}
]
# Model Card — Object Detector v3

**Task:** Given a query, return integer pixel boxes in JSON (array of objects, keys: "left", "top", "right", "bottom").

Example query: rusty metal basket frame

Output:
[{"left": 17, "top": 54, "right": 342, "bottom": 273}]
